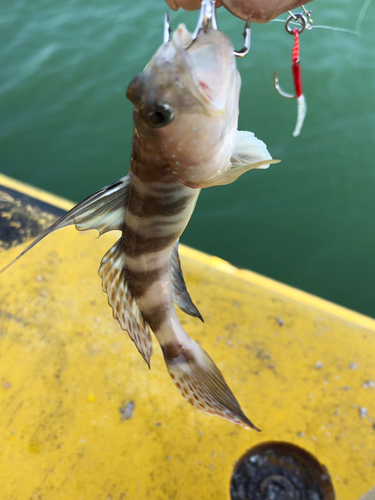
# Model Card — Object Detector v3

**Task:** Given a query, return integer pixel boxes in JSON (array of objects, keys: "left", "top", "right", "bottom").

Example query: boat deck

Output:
[{"left": 0, "top": 173, "right": 374, "bottom": 499}]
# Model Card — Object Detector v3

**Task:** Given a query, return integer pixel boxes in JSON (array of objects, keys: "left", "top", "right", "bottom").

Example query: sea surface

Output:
[{"left": 1, "top": 0, "right": 375, "bottom": 316}]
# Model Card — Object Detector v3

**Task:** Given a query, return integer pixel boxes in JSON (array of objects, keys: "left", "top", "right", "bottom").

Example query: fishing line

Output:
[
  {"left": 271, "top": 0, "right": 372, "bottom": 36},
  {"left": 272, "top": 19, "right": 359, "bottom": 36},
  {"left": 355, "top": 0, "right": 371, "bottom": 34}
]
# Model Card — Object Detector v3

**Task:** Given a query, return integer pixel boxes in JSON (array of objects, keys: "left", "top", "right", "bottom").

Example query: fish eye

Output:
[{"left": 141, "top": 102, "right": 174, "bottom": 129}]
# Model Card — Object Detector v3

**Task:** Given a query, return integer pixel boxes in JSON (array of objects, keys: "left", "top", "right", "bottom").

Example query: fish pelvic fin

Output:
[
  {"left": 163, "top": 339, "right": 259, "bottom": 430},
  {"left": 0, "top": 176, "right": 130, "bottom": 274},
  {"left": 98, "top": 237, "right": 153, "bottom": 367},
  {"left": 171, "top": 241, "right": 203, "bottom": 322}
]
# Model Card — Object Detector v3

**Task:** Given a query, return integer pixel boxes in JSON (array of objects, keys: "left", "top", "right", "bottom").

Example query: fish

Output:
[{"left": 2, "top": 24, "right": 279, "bottom": 429}]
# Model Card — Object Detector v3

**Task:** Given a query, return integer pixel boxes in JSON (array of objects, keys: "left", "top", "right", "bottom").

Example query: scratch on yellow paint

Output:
[{"left": 0, "top": 173, "right": 374, "bottom": 500}]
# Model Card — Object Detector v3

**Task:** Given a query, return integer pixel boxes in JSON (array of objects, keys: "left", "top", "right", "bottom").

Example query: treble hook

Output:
[
  {"left": 163, "top": 0, "right": 217, "bottom": 44},
  {"left": 187, "top": 0, "right": 250, "bottom": 57},
  {"left": 163, "top": 0, "right": 250, "bottom": 56},
  {"left": 191, "top": 0, "right": 219, "bottom": 40}
]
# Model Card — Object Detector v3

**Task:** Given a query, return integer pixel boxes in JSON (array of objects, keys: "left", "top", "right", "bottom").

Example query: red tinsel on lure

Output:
[{"left": 291, "top": 27, "right": 306, "bottom": 137}]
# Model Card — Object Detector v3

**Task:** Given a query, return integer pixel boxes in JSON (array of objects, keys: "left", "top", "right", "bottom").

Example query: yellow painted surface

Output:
[{"left": 0, "top": 173, "right": 374, "bottom": 500}]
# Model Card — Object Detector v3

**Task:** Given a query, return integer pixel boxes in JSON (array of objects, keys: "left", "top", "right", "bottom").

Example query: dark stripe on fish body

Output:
[
  {"left": 131, "top": 177, "right": 187, "bottom": 194},
  {"left": 128, "top": 188, "right": 192, "bottom": 218},
  {"left": 162, "top": 342, "right": 186, "bottom": 361},
  {"left": 126, "top": 265, "right": 168, "bottom": 299},
  {"left": 142, "top": 304, "right": 168, "bottom": 332},
  {"left": 124, "top": 226, "right": 179, "bottom": 257},
  {"left": 156, "top": 219, "right": 180, "bottom": 227},
  {"left": 130, "top": 164, "right": 187, "bottom": 193},
  {"left": 153, "top": 183, "right": 187, "bottom": 193},
  {"left": 130, "top": 153, "right": 174, "bottom": 185}
]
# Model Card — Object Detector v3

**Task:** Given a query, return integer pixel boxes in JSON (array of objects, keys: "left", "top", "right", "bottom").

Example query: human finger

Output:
[
  {"left": 215, "top": 0, "right": 313, "bottom": 22},
  {"left": 164, "top": 0, "right": 313, "bottom": 23},
  {"left": 165, "top": 0, "right": 222, "bottom": 11}
]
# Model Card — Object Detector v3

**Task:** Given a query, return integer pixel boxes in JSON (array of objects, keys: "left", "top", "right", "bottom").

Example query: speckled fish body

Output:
[{"left": 3, "top": 25, "right": 278, "bottom": 429}]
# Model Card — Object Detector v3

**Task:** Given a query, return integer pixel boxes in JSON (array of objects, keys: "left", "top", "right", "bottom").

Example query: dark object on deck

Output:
[
  {"left": 230, "top": 441, "right": 335, "bottom": 500},
  {"left": 0, "top": 185, "right": 64, "bottom": 251}
]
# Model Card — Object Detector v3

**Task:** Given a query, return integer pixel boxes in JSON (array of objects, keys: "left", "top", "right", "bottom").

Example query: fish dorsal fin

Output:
[
  {"left": 0, "top": 176, "right": 130, "bottom": 274},
  {"left": 171, "top": 241, "right": 203, "bottom": 322},
  {"left": 98, "top": 237, "right": 153, "bottom": 367}
]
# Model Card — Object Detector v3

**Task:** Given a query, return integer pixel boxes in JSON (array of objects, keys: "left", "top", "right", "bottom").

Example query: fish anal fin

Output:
[
  {"left": 164, "top": 339, "right": 259, "bottom": 430},
  {"left": 171, "top": 241, "right": 203, "bottom": 322},
  {"left": 98, "top": 237, "right": 153, "bottom": 367}
]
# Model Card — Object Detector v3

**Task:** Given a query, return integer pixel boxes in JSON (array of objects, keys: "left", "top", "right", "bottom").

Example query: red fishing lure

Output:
[
  {"left": 291, "top": 27, "right": 306, "bottom": 137},
  {"left": 274, "top": 10, "right": 312, "bottom": 137}
]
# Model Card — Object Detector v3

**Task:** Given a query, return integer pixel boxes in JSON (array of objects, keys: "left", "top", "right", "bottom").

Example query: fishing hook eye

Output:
[
  {"left": 285, "top": 13, "right": 307, "bottom": 35},
  {"left": 140, "top": 102, "right": 175, "bottom": 128},
  {"left": 192, "top": 0, "right": 218, "bottom": 41}
]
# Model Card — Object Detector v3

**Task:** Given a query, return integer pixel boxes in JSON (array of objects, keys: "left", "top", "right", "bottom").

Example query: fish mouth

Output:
[
  {"left": 126, "top": 25, "right": 235, "bottom": 120},
  {"left": 172, "top": 25, "right": 234, "bottom": 113}
]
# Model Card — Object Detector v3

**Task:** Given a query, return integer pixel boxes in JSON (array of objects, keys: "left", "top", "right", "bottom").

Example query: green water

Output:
[{"left": 1, "top": 0, "right": 375, "bottom": 316}]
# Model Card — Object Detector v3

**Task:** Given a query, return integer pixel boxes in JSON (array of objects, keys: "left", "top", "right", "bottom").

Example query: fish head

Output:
[{"left": 126, "top": 25, "right": 240, "bottom": 185}]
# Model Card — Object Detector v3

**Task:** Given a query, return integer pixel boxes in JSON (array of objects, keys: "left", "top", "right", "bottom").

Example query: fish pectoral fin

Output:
[
  {"left": 0, "top": 176, "right": 130, "bottom": 274},
  {"left": 207, "top": 131, "right": 281, "bottom": 187},
  {"left": 67, "top": 175, "right": 130, "bottom": 235},
  {"left": 231, "top": 130, "right": 280, "bottom": 169},
  {"left": 171, "top": 241, "right": 203, "bottom": 322},
  {"left": 98, "top": 237, "right": 153, "bottom": 367},
  {"left": 164, "top": 340, "right": 259, "bottom": 430}
]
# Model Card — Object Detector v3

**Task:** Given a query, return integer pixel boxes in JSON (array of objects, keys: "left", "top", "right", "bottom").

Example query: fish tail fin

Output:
[{"left": 163, "top": 339, "right": 259, "bottom": 430}]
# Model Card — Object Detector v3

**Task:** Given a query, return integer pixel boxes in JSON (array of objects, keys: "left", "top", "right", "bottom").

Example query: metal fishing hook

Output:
[
  {"left": 301, "top": 5, "right": 314, "bottom": 29},
  {"left": 163, "top": 12, "right": 171, "bottom": 43},
  {"left": 192, "top": 0, "right": 251, "bottom": 56},
  {"left": 163, "top": 0, "right": 217, "bottom": 44},
  {"left": 273, "top": 72, "right": 296, "bottom": 99},
  {"left": 233, "top": 21, "right": 251, "bottom": 58},
  {"left": 161, "top": 0, "right": 251, "bottom": 57},
  {"left": 192, "top": 0, "right": 218, "bottom": 40}
]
